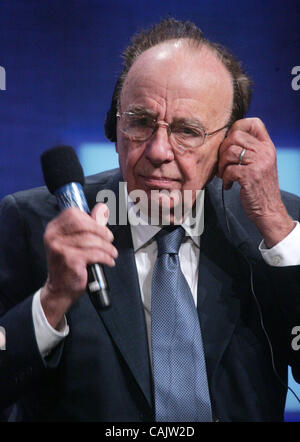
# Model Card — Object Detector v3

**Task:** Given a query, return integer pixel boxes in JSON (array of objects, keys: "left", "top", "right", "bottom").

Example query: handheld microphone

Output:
[{"left": 41, "top": 145, "right": 110, "bottom": 310}]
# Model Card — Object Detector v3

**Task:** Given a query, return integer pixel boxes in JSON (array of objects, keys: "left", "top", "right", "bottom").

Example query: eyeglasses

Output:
[{"left": 116, "top": 110, "right": 229, "bottom": 153}]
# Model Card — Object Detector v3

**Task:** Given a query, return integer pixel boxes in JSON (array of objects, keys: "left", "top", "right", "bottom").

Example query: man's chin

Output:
[{"left": 126, "top": 185, "right": 199, "bottom": 226}]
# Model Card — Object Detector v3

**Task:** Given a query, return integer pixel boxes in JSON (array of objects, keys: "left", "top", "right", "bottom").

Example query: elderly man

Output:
[{"left": 0, "top": 18, "right": 299, "bottom": 422}]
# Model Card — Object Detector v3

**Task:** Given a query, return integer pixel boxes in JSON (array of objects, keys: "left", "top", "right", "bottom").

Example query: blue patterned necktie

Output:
[{"left": 151, "top": 226, "right": 212, "bottom": 422}]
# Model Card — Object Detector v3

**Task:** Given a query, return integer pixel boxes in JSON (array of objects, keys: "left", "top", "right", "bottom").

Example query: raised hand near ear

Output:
[{"left": 217, "top": 117, "right": 295, "bottom": 248}]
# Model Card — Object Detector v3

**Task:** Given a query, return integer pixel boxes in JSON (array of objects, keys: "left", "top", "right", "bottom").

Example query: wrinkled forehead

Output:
[{"left": 119, "top": 40, "right": 234, "bottom": 123}]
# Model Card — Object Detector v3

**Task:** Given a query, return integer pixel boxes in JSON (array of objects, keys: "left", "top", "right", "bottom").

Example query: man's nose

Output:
[{"left": 145, "top": 124, "right": 174, "bottom": 164}]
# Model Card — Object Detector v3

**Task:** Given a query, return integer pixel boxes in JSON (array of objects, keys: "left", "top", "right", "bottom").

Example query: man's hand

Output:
[
  {"left": 40, "top": 203, "right": 118, "bottom": 329},
  {"left": 217, "top": 117, "right": 295, "bottom": 248}
]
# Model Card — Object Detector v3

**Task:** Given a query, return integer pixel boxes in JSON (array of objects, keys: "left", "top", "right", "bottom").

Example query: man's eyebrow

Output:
[
  {"left": 126, "top": 106, "right": 158, "bottom": 118},
  {"left": 126, "top": 107, "right": 207, "bottom": 130},
  {"left": 173, "top": 117, "right": 207, "bottom": 131}
]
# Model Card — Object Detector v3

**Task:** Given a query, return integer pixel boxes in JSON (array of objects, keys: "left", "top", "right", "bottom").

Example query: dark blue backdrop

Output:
[
  {"left": 0, "top": 0, "right": 299, "bottom": 199},
  {"left": 0, "top": 0, "right": 299, "bottom": 420}
]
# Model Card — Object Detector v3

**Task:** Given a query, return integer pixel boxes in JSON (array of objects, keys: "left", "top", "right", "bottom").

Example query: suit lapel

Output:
[
  {"left": 100, "top": 224, "right": 153, "bottom": 409},
  {"left": 198, "top": 179, "right": 255, "bottom": 394},
  {"left": 85, "top": 172, "right": 153, "bottom": 411},
  {"left": 197, "top": 220, "right": 240, "bottom": 392}
]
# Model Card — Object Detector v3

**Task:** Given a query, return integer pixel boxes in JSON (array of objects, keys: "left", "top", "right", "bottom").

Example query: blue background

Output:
[{"left": 0, "top": 0, "right": 299, "bottom": 420}]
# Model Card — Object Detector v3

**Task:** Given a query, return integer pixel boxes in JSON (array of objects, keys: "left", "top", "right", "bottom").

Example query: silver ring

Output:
[{"left": 238, "top": 147, "right": 246, "bottom": 165}]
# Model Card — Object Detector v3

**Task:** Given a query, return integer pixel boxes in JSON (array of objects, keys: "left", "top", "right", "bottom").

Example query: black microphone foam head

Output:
[{"left": 41, "top": 145, "right": 85, "bottom": 194}]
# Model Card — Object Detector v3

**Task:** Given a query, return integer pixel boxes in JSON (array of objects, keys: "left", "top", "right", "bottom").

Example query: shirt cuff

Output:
[
  {"left": 32, "top": 289, "right": 69, "bottom": 358},
  {"left": 259, "top": 221, "right": 300, "bottom": 266}
]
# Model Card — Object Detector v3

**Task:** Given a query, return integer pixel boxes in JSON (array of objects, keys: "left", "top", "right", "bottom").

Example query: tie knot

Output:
[{"left": 156, "top": 226, "right": 185, "bottom": 256}]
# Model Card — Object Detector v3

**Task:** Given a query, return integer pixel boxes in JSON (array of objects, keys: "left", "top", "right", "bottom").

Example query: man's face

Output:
[{"left": 116, "top": 40, "right": 233, "bottom": 222}]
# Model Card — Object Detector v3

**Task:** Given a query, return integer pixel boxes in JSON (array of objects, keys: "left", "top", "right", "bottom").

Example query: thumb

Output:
[{"left": 91, "top": 203, "right": 109, "bottom": 226}]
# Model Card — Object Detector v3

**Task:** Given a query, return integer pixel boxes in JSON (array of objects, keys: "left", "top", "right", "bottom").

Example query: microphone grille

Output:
[{"left": 41, "top": 145, "right": 85, "bottom": 194}]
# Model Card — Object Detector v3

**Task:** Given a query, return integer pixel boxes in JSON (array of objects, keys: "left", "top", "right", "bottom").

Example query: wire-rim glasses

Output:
[{"left": 116, "top": 110, "right": 229, "bottom": 153}]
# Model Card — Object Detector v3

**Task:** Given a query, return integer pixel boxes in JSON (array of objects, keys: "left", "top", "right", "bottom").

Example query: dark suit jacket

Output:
[{"left": 0, "top": 169, "right": 299, "bottom": 421}]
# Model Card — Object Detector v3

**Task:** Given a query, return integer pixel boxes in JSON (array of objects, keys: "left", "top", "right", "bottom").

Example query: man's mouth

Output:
[{"left": 139, "top": 175, "right": 181, "bottom": 189}]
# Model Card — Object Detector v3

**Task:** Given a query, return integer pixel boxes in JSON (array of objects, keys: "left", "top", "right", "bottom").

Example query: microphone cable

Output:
[{"left": 221, "top": 186, "right": 300, "bottom": 407}]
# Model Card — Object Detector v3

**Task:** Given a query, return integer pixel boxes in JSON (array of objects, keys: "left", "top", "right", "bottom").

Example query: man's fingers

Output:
[
  {"left": 217, "top": 117, "right": 277, "bottom": 187},
  {"left": 47, "top": 239, "right": 117, "bottom": 275},
  {"left": 91, "top": 203, "right": 109, "bottom": 226},
  {"left": 48, "top": 207, "right": 114, "bottom": 241},
  {"left": 219, "top": 128, "right": 258, "bottom": 157},
  {"left": 227, "top": 117, "right": 272, "bottom": 143},
  {"left": 52, "top": 232, "right": 118, "bottom": 256},
  {"left": 44, "top": 205, "right": 118, "bottom": 270},
  {"left": 221, "top": 165, "right": 244, "bottom": 190},
  {"left": 74, "top": 248, "right": 116, "bottom": 268},
  {"left": 218, "top": 145, "right": 254, "bottom": 178},
  {"left": 48, "top": 233, "right": 116, "bottom": 257}
]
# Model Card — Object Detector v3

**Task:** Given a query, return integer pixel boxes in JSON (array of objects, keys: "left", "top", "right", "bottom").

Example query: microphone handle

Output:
[
  {"left": 87, "top": 265, "right": 110, "bottom": 309},
  {"left": 55, "top": 182, "right": 111, "bottom": 309}
]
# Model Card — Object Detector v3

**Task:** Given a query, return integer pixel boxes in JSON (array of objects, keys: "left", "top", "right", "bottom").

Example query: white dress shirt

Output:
[
  {"left": 128, "top": 190, "right": 205, "bottom": 361},
  {"left": 32, "top": 188, "right": 300, "bottom": 358}
]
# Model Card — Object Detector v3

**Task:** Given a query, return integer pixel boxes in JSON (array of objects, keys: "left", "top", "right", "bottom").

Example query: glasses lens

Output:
[
  {"left": 120, "top": 112, "right": 205, "bottom": 150},
  {"left": 172, "top": 125, "right": 205, "bottom": 150},
  {"left": 122, "top": 113, "right": 155, "bottom": 140}
]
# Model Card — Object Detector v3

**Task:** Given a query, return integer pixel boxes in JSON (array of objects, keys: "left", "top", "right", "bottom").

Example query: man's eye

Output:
[
  {"left": 129, "top": 116, "right": 154, "bottom": 128},
  {"left": 176, "top": 126, "right": 202, "bottom": 137}
]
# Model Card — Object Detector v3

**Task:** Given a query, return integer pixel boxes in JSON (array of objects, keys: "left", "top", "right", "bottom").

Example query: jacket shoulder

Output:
[{"left": 0, "top": 168, "right": 122, "bottom": 218}]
